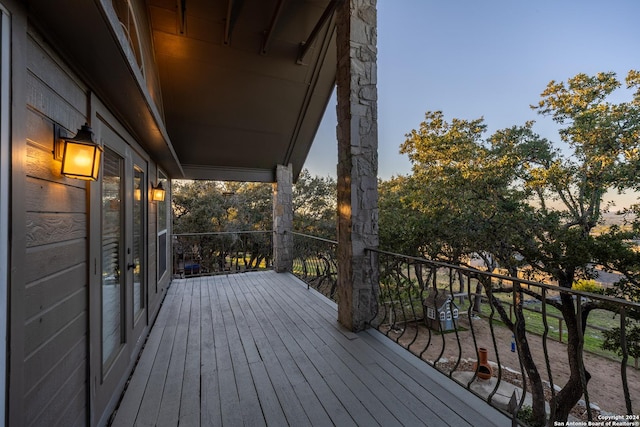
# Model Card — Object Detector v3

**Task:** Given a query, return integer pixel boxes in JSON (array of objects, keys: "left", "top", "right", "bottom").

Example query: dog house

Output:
[{"left": 424, "top": 292, "right": 459, "bottom": 331}]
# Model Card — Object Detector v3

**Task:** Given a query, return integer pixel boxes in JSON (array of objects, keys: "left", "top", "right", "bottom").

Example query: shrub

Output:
[
  {"left": 572, "top": 279, "right": 604, "bottom": 294},
  {"left": 517, "top": 405, "right": 545, "bottom": 427}
]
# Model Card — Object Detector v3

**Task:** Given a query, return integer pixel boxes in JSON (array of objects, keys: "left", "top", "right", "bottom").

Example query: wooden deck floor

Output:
[{"left": 110, "top": 271, "right": 510, "bottom": 426}]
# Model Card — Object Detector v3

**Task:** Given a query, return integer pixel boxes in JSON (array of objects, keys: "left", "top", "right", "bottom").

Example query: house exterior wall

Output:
[
  {"left": 16, "top": 31, "right": 91, "bottom": 427},
  {"left": 4, "top": 3, "right": 171, "bottom": 424}
]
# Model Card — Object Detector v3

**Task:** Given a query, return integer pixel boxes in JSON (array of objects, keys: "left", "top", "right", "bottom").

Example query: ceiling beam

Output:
[
  {"left": 297, "top": 0, "right": 342, "bottom": 64},
  {"left": 224, "top": 0, "right": 245, "bottom": 45},
  {"left": 178, "top": 0, "right": 186, "bottom": 34},
  {"left": 261, "top": 0, "right": 287, "bottom": 55}
]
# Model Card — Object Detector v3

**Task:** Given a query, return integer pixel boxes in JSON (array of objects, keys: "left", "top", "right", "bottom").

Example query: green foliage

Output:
[
  {"left": 172, "top": 171, "right": 338, "bottom": 274},
  {"left": 602, "top": 320, "right": 640, "bottom": 359},
  {"left": 379, "top": 176, "right": 433, "bottom": 257},
  {"left": 172, "top": 180, "right": 272, "bottom": 233},
  {"left": 572, "top": 279, "right": 604, "bottom": 294},
  {"left": 172, "top": 169, "right": 337, "bottom": 238},
  {"left": 384, "top": 111, "right": 531, "bottom": 269},
  {"left": 381, "top": 70, "right": 640, "bottom": 424},
  {"left": 171, "top": 181, "right": 273, "bottom": 273},
  {"left": 518, "top": 405, "right": 545, "bottom": 427},
  {"left": 293, "top": 170, "right": 337, "bottom": 239},
  {"left": 384, "top": 70, "right": 640, "bottom": 290},
  {"left": 592, "top": 224, "right": 640, "bottom": 303}
]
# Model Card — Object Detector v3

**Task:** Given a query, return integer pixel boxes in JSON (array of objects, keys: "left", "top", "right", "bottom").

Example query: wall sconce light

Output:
[
  {"left": 151, "top": 182, "right": 165, "bottom": 202},
  {"left": 54, "top": 123, "right": 103, "bottom": 181}
]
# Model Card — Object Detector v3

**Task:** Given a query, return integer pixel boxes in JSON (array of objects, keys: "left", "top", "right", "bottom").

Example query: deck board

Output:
[
  {"left": 156, "top": 290, "right": 191, "bottom": 426},
  {"left": 111, "top": 271, "right": 510, "bottom": 426},
  {"left": 265, "top": 277, "right": 464, "bottom": 425},
  {"left": 199, "top": 280, "right": 222, "bottom": 427},
  {"left": 110, "top": 293, "right": 177, "bottom": 426},
  {"left": 246, "top": 277, "right": 365, "bottom": 426},
  {"left": 129, "top": 292, "right": 183, "bottom": 427},
  {"left": 179, "top": 277, "right": 202, "bottom": 426},
  {"left": 252, "top": 278, "right": 400, "bottom": 426},
  {"left": 239, "top": 279, "right": 317, "bottom": 426},
  {"left": 249, "top": 273, "right": 382, "bottom": 425}
]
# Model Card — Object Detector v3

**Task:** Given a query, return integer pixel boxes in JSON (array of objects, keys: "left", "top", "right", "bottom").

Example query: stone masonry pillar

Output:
[
  {"left": 336, "top": 0, "right": 379, "bottom": 331},
  {"left": 273, "top": 164, "right": 293, "bottom": 272}
]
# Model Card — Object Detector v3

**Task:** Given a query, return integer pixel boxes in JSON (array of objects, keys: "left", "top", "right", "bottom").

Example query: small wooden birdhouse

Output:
[{"left": 423, "top": 291, "right": 459, "bottom": 332}]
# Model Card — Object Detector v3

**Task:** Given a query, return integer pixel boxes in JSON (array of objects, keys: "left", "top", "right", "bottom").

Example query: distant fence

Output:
[{"left": 173, "top": 231, "right": 272, "bottom": 277}]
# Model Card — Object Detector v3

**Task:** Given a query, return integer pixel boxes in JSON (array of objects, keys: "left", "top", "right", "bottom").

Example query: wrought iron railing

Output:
[
  {"left": 367, "top": 248, "right": 640, "bottom": 426},
  {"left": 172, "top": 231, "right": 272, "bottom": 277},
  {"left": 290, "top": 232, "right": 338, "bottom": 302}
]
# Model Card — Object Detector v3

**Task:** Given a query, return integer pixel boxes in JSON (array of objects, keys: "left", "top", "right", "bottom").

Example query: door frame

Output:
[
  {"left": 89, "top": 100, "right": 150, "bottom": 426},
  {"left": 130, "top": 150, "right": 148, "bottom": 342},
  {"left": 0, "top": 4, "right": 10, "bottom": 424}
]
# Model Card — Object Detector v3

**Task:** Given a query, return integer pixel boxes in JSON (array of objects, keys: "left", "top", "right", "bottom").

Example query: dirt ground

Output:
[{"left": 381, "top": 313, "right": 639, "bottom": 418}]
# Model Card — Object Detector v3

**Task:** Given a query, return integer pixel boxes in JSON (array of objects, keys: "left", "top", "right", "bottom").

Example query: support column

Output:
[
  {"left": 336, "top": 0, "right": 379, "bottom": 331},
  {"left": 273, "top": 164, "right": 293, "bottom": 272}
]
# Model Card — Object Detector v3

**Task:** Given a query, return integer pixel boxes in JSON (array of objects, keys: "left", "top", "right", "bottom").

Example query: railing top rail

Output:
[
  {"left": 173, "top": 230, "right": 273, "bottom": 237},
  {"left": 367, "top": 246, "right": 640, "bottom": 309},
  {"left": 289, "top": 231, "right": 338, "bottom": 245}
]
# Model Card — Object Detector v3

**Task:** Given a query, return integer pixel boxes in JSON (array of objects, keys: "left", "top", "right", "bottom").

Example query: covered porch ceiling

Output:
[
  {"left": 28, "top": 0, "right": 339, "bottom": 182},
  {"left": 148, "top": 0, "right": 339, "bottom": 182}
]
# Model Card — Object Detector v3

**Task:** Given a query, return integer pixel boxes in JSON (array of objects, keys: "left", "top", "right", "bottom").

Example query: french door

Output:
[{"left": 92, "top": 123, "right": 149, "bottom": 424}]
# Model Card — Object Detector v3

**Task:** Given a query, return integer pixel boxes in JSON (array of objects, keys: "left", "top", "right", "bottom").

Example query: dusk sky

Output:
[{"left": 305, "top": 0, "right": 640, "bottom": 207}]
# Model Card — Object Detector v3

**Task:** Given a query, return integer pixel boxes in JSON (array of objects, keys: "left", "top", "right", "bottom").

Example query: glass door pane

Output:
[
  {"left": 132, "top": 167, "right": 144, "bottom": 317},
  {"left": 102, "top": 148, "right": 123, "bottom": 367}
]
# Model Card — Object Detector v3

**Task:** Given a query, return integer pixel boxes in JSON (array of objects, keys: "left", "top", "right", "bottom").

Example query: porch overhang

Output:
[
  {"left": 149, "top": 0, "right": 338, "bottom": 182},
  {"left": 27, "top": 0, "right": 338, "bottom": 183}
]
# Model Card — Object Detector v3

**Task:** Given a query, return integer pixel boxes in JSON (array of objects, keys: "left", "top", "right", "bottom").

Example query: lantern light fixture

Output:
[
  {"left": 151, "top": 181, "right": 166, "bottom": 202},
  {"left": 54, "top": 123, "right": 103, "bottom": 181}
]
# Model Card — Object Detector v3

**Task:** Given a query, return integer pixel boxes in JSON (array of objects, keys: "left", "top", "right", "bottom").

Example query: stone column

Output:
[
  {"left": 273, "top": 164, "right": 293, "bottom": 272},
  {"left": 335, "top": 0, "right": 379, "bottom": 331}
]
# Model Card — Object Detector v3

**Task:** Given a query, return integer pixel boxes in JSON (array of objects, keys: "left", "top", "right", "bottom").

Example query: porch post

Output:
[
  {"left": 273, "top": 163, "right": 293, "bottom": 272},
  {"left": 335, "top": 0, "right": 379, "bottom": 331}
]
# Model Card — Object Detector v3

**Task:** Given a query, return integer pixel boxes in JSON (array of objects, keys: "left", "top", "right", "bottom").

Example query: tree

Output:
[
  {"left": 171, "top": 171, "right": 338, "bottom": 273},
  {"left": 395, "top": 112, "right": 547, "bottom": 424},
  {"left": 519, "top": 71, "right": 640, "bottom": 421},
  {"left": 397, "top": 111, "right": 531, "bottom": 270},
  {"left": 172, "top": 180, "right": 273, "bottom": 272},
  {"left": 379, "top": 175, "right": 429, "bottom": 257},
  {"left": 292, "top": 169, "right": 337, "bottom": 239},
  {"left": 383, "top": 71, "right": 640, "bottom": 424},
  {"left": 172, "top": 180, "right": 273, "bottom": 233}
]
